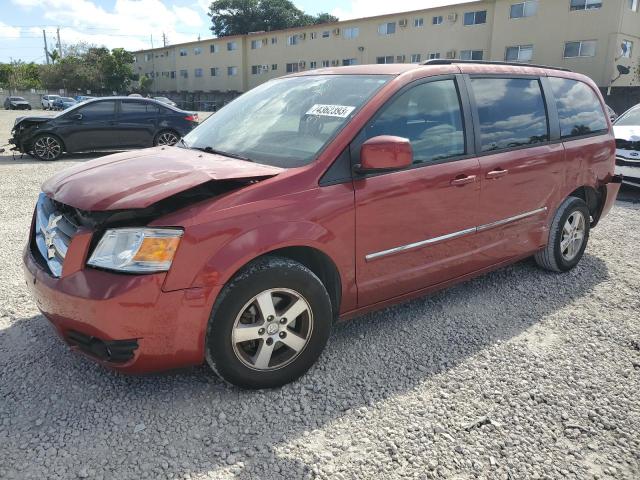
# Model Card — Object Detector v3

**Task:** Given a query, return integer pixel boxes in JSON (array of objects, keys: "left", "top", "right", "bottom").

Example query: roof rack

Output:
[{"left": 421, "top": 59, "right": 571, "bottom": 72}]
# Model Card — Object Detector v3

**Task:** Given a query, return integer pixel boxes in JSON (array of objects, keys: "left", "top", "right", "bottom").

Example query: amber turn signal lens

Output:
[{"left": 133, "top": 236, "right": 181, "bottom": 263}]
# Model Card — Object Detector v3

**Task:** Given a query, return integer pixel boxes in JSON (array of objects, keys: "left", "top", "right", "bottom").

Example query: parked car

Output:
[
  {"left": 128, "top": 93, "right": 143, "bottom": 97},
  {"left": 10, "top": 97, "right": 198, "bottom": 160},
  {"left": 75, "top": 95, "right": 96, "bottom": 102},
  {"left": 4, "top": 96, "right": 31, "bottom": 110},
  {"left": 613, "top": 103, "right": 640, "bottom": 188},
  {"left": 52, "top": 97, "right": 77, "bottom": 111},
  {"left": 23, "top": 62, "right": 620, "bottom": 389},
  {"left": 154, "top": 96, "right": 177, "bottom": 107},
  {"left": 41, "top": 94, "right": 61, "bottom": 110}
]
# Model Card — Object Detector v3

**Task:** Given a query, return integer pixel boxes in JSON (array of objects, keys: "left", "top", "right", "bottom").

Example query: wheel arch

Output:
[{"left": 568, "top": 185, "right": 606, "bottom": 227}]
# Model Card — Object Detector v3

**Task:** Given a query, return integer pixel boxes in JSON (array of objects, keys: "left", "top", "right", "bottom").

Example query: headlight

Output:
[{"left": 87, "top": 228, "right": 183, "bottom": 273}]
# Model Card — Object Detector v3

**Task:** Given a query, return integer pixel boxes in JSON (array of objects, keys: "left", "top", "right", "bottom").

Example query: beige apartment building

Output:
[{"left": 132, "top": 0, "right": 640, "bottom": 104}]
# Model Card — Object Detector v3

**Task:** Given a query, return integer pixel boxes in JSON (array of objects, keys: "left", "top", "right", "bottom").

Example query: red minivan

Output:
[{"left": 24, "top": 61, "right": 621, "bottom": 388}]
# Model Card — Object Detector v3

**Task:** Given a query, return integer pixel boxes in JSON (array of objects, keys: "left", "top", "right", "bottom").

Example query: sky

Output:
[{"left": 0, "top": 0, "right": 475, "bottom": 63}]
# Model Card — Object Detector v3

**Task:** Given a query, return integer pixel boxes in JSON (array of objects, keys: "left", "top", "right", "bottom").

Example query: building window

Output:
[
  {"left": 144, "top": 53, "right": 152, "bottom": 61},
  {"left": 432, "top": 15, "right": 443, "bottom": 24},
  {"left": 342, "top": 58, "right": 358, "bottom": 66},
  {"left": 344, "top": 27, "right": 359, "bottom": 39},
  {"left": 287, "top": 35, "right": 300, "bottom": 45},
  {"left": 210, "top": 44, "right": 218, "bottom": 53},
  {"left": 510, "top": 0, "right": 538, "bottom": 18},
  {"left": 629, "top": 0, "right": 639, "bottom": 11},
  {"left": 322, "top": 30, "right": 330, "bottom": 38},
  {"left": 569, "top": 0, "right": 602, "bottom": 10},
  {"left": 271, "top": 37, "right": 277, "bottom": 44},
  {"left": 179, "top": 49, "right": 187, "bottom": 57},
  {"left": 321, "top": 60, "right": 330, "bottom": 67},
  {"left": 194, "top": 68, "right": 203, "bottom": 77},
  {"left": 251, "top": 65, "right": 268, "bottom": 75},
  {"left": 564, "top": 40, "right": 596, "bottom": 57},
  {"left": 194, "top": 47, "right": 202, "bottom": 55},
  {"left": 227, "top": 41, "right": 237, "bottom": 51},
  {"left": 310, "top": 32, "right": 318, "bottom": 39},
  {"left": 396, "top": 55, "right": 406, "bottom": 63},
  {"left": 464, "top": 10, "right": 487, "bottom": 25},
  {"left": 414, "top": 18, "right": 424, "bottom": 27},
  {"left": 179, "top": 69, "right": 188, "bottom": 78},
  {"left": 210, "top": 67, "right": 219, "bottom": 77},
  {"left": 376, "top": 55, "right": 394, "bottom": 64},
  {"left": 286, "top": 63, "right": 300, "bottom": 73},
  {"left": 251, "top": 39, "right": 262, "bottom": 49},
  {"left": 460, "top": 50, "right": 484, "bottom": 60},
  {"left": 620, "top": 40, "right": 634, "bottom": 58},
  {"left": 170, "top": 71, "right": 175, "bottom": 79},
  {"left": 378, "top": 22, "right": 396, "bottom": 35},
  {"left": 505, "top": 44, "right": 534, "bottom": 62},
  {"left": 411, "top": 53, "right": 422, "bottom": 63},
  {"left": 271, "top": 64, "right": 278, "bottom": 70},
  {"left": 310, "top": 61, "right": 317, "bottom": 69},
  {"left": 227, "top": 66, "right": 238, "bottom": 76},
  {"left": 429, "top": 53, "right": 441, "bottom": 59}
]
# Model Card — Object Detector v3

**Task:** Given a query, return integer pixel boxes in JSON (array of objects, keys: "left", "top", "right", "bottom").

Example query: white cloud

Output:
[
  {"left": 332, "top": 0, "right": 478, "bottom": 20},
  {"left": 0, "top": 21, "right": 22, "bottom": 39},
  {"left": 172, "top": 6, "right": 205, "bottom": 28}
]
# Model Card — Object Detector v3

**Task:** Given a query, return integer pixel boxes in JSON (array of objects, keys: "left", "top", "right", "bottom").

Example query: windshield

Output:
[
  {"left": 61, "top": 97, "right": 74, "bottom": 102},
  {"left": 11, "top": 97, "right": 25, "bottom": 101},
  {"left": 615, "top": 106, "right": 640, "bottom": 126},
  {"left": 182, "top": 74, "right": 391, "bottom": 168}
]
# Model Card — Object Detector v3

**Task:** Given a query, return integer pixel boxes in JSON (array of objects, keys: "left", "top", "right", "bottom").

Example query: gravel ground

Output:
[{"left": 0, "top": 110, "right": 639, "bottom": 479}]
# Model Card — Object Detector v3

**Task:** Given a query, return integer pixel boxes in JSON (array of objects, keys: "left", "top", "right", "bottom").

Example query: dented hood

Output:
[{"left": 42, "top": 147, "right": 284, "bottom": 211}]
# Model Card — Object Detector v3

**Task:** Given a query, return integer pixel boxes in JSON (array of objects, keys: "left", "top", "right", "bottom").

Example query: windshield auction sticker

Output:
[{"left": 306, "top": 104, "right": 356, "bottom": 118}]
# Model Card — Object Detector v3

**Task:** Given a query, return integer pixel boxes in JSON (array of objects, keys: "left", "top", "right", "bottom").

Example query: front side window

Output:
[
  {"left": 464, "top": 10, "right": 487, "bottom": 25},
  {"left": 564, "top": 40, "right": 597, "bottom": 57},
  {"left": 505, "top": 44, "right": 534, "bottom": 62},
  {"left": 182, "top": 75, "right": 390, "bottom": 168},
  {"left": 548, "top": 77, "right": 608, "bottom": 138},
  {"left": 378, "top": 22, "right": 396, "bottom": 35},
  {"left": 471, "top": 78, "right": 549, "bottom": 152},
  {"left": 461, "top": 50, "right": 484, "bottom": 60},
  {"left": 364, "top": 79, "right": 466, "bottom": 165},
  {"left": 73, "top": 101, "right": 116, "bottom": 121},
  {"left": 570, "top": 0, "right": 602, "bottom": 10},
  {"left": 510, "top": 0, "right": 538, "bottom": 18}
]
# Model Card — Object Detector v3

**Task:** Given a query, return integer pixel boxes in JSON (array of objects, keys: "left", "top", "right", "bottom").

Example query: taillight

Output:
[{"left": 185, "top": 114, "right": 198, "bottom": 122}]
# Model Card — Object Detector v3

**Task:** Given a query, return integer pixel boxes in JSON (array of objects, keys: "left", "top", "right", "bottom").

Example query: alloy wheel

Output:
[
  {"left": 33, "top": 136, "right": 62, "bottom": 160},
  {"left": 156, "top": 132, "right": 179, "bottom": 146},
  {"left": 231, "top": 288, "right": 313, "bottom": 371},
  {"left": 560, "top": 211, "right": 586, "bottom": 261}
]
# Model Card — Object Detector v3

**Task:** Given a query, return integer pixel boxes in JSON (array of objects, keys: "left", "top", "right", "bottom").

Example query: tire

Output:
[
  {"left": 535, "top": 196, "right": 590, "bottom": 272},
  {"left": 31, "top": 134, "right": 64, "bottom": 161},
  {"left": 206, "top": 256, "right": 333, "bottom": 389},
  {"left": 153, "top": 130, "right": 180, "bottom": 146}
]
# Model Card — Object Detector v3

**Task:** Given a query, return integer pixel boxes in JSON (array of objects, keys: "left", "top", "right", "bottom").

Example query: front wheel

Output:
[
  {"left": 206, "top": 257, "right": 333, "bottom": 389},
  {"left": 535, "top": 197, "right": 590, "bottom": 272},
  {"left": 31, "top": 134, "right": 64, "bottom": 161},
  {"left": 154, "top": 130, "right": 180, "bottom": 146}
]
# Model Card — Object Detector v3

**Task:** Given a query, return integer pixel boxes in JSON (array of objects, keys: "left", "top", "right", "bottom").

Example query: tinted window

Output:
[
  {"left": 75, "top": 101, "right": 116, "bottom": 120},
  {"left": 365, "top": 79, "right": 466, "bottom": 165},
  {"left": 615, "top": 105, "right": 640, "bottom": 126},
  {"left": 471, "top": 78, "right": 548, "bottom": 152},
  {"left": 548, "top": 78, "right": 608, "bottom": 138},
  {"left": 120, "top": 100, "right": 159, "bottom": 115}
]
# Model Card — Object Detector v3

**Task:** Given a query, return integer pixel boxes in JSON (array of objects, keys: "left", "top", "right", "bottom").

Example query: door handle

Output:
[
  {"left": 450, "top": 175, "right": 477, "bottom": 186},
  {"left": 486, "top": 169, "right": 509, "bottom": 179}
]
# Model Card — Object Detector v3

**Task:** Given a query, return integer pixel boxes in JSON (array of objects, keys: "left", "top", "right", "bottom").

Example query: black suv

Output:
[{"left": 10, "top": 97, "right": 199, "bottom": 161}]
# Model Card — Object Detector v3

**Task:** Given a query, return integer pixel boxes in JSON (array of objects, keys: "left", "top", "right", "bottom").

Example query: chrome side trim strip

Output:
[{"left": 365, "top": 207, "right": 547, "bottom": 262}]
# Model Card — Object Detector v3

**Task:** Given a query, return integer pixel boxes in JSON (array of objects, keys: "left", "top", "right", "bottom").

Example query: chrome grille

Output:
[{"left": 33, "top": 193, "right": 79, "bottom": 277}]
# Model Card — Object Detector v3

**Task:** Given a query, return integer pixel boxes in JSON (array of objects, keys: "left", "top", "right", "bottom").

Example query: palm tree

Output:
[{"left": 48, "top": 50, "right": 60, "bottom": 64}]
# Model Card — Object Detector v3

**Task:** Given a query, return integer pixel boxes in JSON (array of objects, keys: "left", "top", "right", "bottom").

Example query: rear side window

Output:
[
  {"left": 548, "top": 77, "right": 608, "bottom": 138},
  {"left": 364, "top": 79, "right": 466, "bottom": 165},
  {"left": 75, "top": 101, "right": 116, "bottom": 120},
  {"left": 471, "top": 77, "right": 549, "bottom": 152},
  {"left": 120, "top": 101, "right": 159, "bottom": 115}
]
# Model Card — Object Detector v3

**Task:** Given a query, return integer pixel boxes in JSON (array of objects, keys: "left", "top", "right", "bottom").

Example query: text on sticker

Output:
[{"left": 306, "top": 104, "right": 356, "bottom": 118}]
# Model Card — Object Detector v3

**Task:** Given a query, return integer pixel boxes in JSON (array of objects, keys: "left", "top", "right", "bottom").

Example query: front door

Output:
[
  {"left": 353, "top": 77, "right": 482, "bottom": 306},
  {"left": 58, "top": 100, "right": 119, "bottom": 152}
]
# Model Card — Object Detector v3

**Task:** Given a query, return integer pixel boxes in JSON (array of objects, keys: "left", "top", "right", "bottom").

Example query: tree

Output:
[
  {"left": 208, "top": 0, "right": 338, "bottom": 37},
  {"left": 48, "top": 50, "right": 60, "bottom": 64}
]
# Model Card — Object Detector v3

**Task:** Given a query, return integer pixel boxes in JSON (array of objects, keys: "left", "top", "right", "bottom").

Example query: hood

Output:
[
  {"left": 10, "top": 100, "right": 29, "bottom": 104},
  {"left": 613, "top": 125, "right": 640, "bottom": 141},
  {"left": 42, "top": 147, "right": 284, "bottom": 211},
  {"left": 614, "top": 125, "right": 640, "bottom": 159},
  {"left": 13, "top": 116, "right": 52, "bottom": 127}
]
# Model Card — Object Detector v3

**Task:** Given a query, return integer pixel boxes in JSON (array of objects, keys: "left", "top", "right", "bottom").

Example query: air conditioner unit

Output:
[
  {"left": 446, "top": 50, "right": 456, "bottom": 59},
  {"left": 447, "top": 13, "right": 458, "bottom": 22},
  {"left": 333, "top": 28, "right": 341, "bottom": 35},
  {"left": 399, "top": 19, "right": 408, "bottom": 27}
]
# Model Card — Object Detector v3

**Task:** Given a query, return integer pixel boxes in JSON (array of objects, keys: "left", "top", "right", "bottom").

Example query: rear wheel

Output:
[
  {"left": 206, "top": 256, "right": 333, "bottom": 389},
  {"left": 31, "top": 134, "right": 64, "bottom": 161},
  {"left": 535, "top": 197, "right": 590, "bottom": 272},
  {"left": 154, "top": 130, "right": 180, "bottom": 146}
]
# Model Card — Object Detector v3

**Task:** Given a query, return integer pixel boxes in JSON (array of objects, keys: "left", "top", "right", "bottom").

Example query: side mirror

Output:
[
  {"left": 355, "top": 135, "right": 413, "bottom": 174},
  {"left": 72, "top": 113, "right": 83, "bottom": 121}
]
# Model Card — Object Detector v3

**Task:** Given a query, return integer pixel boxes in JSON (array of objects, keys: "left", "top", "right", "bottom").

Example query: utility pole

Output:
[
  {"left": 56, "top": 27, "right": 63, "bottom": 58},
  {"left": 43, "top": 30, "right": 50, "bottom": 65},
  {"left": 162, "top": 32, "right": 167, "bottom": 47},
  {"left": 150, "top": 34, "right": 156, "bottom": 95}
]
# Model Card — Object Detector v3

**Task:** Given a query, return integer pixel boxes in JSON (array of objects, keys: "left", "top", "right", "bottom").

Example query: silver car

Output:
[{"left": 614, "top": 104, "right": 640, "bottom": 188}]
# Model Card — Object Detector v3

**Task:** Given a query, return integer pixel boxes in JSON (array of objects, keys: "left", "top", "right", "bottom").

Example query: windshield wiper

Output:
[{"left": 190, "top": 146, "right": 253, "bottom": 162}]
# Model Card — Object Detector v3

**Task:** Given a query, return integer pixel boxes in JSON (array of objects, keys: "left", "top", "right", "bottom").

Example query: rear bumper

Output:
[
  {"left": 23, "top": 246, "right": 219, "bottom": 373},
  {"left": 597, "top": 174, "right": 623, "bottom": 222}
]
